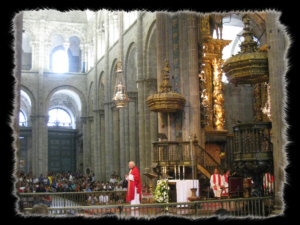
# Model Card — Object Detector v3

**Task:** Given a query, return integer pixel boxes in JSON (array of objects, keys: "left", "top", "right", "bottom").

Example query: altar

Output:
[{"left": 168, "top": 180, "right": 199, "bottom": 203}]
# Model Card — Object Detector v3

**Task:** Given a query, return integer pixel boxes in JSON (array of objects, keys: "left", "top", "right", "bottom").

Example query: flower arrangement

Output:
[{"left": 153, "top": 179, "right": 170, "bottom": 203}]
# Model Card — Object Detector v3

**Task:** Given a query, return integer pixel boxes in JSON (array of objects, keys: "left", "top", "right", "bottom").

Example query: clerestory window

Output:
[
  {"left": 19, "top": 111, "right": 27, "bottom": 127},
  {"left": 47, "top": 108, "right": 72, "bottom": 127},
  {"left": 52, "top": 50, "right": 69, "bottom": 73}
]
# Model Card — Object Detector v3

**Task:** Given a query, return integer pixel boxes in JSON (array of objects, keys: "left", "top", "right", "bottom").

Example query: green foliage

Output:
[{"left": 153, "top": 179, "right": 170, "bottom": 203}]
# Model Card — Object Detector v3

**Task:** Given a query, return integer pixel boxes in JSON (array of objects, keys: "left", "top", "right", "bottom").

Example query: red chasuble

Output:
[
  {"left": 224, "top": 175, "right": 228, "bottom": 183},
  {"left": 126, "top": 166, "right": 142, "bottom": 201},
  {"left": 213, "top": 174, "right": 221, "bottom": 190}
]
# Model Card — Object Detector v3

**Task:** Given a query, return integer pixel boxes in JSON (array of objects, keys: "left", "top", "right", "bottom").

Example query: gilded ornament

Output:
[
  {"left": 223, "top": 14, "right": 269, "bottom": 84},
  {"left": 146, "top": 59, "right": 186, "bottom": 113}
]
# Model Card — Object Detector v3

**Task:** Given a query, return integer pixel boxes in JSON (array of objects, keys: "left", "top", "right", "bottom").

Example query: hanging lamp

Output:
[{"left": 112, "top": 61, "right": 129, "bottom": 108}]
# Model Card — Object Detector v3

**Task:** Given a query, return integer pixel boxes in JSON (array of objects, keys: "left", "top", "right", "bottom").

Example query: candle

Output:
[{"left": 174, "top": 165, "right": 176, "bottom": 180}]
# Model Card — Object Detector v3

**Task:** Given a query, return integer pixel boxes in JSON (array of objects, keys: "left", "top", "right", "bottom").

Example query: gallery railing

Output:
[
  {"left": 19, "top": 191, "right": 127, "bottom": 209},
  {"left": 23, "top": 196, "right": 274, "bottom": 218},
  {"left": 153, "top": 141, "right": 195, "bottom": 167},
  {"left": 152, "top": 140, "right": 224, "bottom": 178},
  {"left": 233, "top": 122, "right": 272, "bottom": 155}
]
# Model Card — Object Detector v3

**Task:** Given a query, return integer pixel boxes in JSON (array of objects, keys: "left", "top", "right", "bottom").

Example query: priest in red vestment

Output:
[{"left": 126, "top": 161, "right": 142, "bottom": 204}]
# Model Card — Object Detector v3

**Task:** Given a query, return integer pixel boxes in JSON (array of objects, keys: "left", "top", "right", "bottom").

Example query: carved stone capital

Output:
[
  {"left": 99, "top": 109, "right": 105, "bottom": 116},
  {"left": 136, "top": 79, "right": 144, "bottom": 84},
  {"left": 30, "top": 115, "right": 49, "bottom": 124},
  {"left": 80, "top": 116, "right": 88, "bottom": 123},
  {"left": 127, "top": 91, "right": 138, "bottom": 101}
]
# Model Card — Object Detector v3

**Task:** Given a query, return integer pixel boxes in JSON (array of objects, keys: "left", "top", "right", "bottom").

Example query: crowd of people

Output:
[
  {"left": 17, "top": 170, "right": 128, "bottom": 194},
  {"left": 16, "top": 170, "right": 131, "bottom": 206}
]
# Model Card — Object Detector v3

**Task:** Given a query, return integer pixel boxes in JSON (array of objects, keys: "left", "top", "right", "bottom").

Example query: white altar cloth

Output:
[{"left": 168, "top": 179, "right": 199, "bottom": 203}]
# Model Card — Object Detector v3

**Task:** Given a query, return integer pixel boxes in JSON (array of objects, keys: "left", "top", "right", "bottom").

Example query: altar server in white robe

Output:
[
  {"left": 210, "top": 168, "right": 222, "bottom": 198},
  {"left": 221, "top": 170, "right": 230, "bottom": 194}
]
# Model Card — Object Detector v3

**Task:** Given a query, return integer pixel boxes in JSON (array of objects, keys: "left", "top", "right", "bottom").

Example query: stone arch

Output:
[
  {"left": 46, "top": 26, "right": 86, "bottom": 46},
  {"left": 45, "top": 85, "right": 87, "bottom": 117},
  {"left": 144, "top": 20, "right": 157, "bottom": 80},
  {"left": 98, "top": 72, "right": 105, "bottom": 109},
  {"left": 20, "top": 85, "right": 36, "bottom": 116},
  {"left": 88, "top": 82, "right": 94, "bottom": 116},
  {"left": 110, "top": 58, "right": 119, "bottom": 99},
  {"left": 20, "top": 85, "right": 36, "bottom": 127},
  {"left": 125, "top": 42, "right": 137, "bottom": 91},
  {"left": 22, "top": 23, "right": 37, "bottom": 42}
]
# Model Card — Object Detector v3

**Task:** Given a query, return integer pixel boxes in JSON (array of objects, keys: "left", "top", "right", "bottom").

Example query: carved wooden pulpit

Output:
[{"left": 143, "top": 173, "right": 157, "bottom": 194}]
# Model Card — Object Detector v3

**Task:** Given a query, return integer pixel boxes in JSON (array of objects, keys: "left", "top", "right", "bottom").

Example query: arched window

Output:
[
  {"left": 19, "top": 111, "right": 27, "bottom": 127},
  {"left": 22, "top": 32, "right": 32, "bottom": 70},
  {"left": 47, "top": 108, "right": 72, "bottom": 128},
  {"left": 52, "top": 49, "right": 69, "bottom": 73}
]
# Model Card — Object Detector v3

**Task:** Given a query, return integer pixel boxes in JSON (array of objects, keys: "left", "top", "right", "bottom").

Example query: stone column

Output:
[
  {"left": 137, "top": 11, "right": 145, "bottom": 178},
  {"left": 179, "top": 13, "right": 190, "bottom": 141},
  {"left": 81, "top": 116, "right": 91, "bottom": 175},
  {"left": 113, "top": 12, "right": 119, "bottom": 44},
  {"left": 156, "top": 12, "right": 168, "bottom": 138},
  {"left": 30, "top": 115, "right": 48, "bottom": 177},
  {"left": 100, "top": 110, "right": 106, "bottom": 179},
  {"left": 63, "top": 42, "right": 70, "bottom": 55},
  {"left": 128, "top": 92, "right": 137, "bottom": 164},
  {"left": 30, "top": 41, "right": 38, "bottom": 71},
  {"left": 43, "top": 42, "right": 51, "bottom": 72},
  {"left": 147, "top": 79, "right": 158, "bottom": 171},
  {"left": 118, "top": 11, "right": 126, "bottom": 179},
  {"left": 93, "top": 13, "right": 101, "bottom": 181},
  {"left": 96, "top": 28, "right": 101, "bottom": 59},
  {"left": 124, "top": 101, "right": 130, "bottom": 171},
  {"left": 13, "top": 12, "right": 23, "bottom": 176},
  {"left": 104, "top": 102, "right": 111, "bottom": 180},
  {"left": 119, "top": 107, "right": 125, "bottom": 178},
  {"left": 186, "top": 12, "right": 200, "bottom": 141},
  {"left": 85, "top": 43, "right": 89, "bottom": 72},
  {"left": 30, "top": 116, "right": 38, "bottom": 177},
  {"left": 265, "top": 11, "right": 287, "bottom": 215},
  {"left": 104, "top": 10, "right": 111, "bottom": 180},
  {"left": 89, "top": 116, "right": 95, "bottom": 174},
  {"left": 38, "top": 20, "right": 46, "bottom": 73},
  {"left": 112, "top": 107, "right": 120, "bottom": 175},
  {"left": 98, "top": 27, "right": 105, "bottom": 58},
  {"left": 144, "top": 80, "right": 151, "bottom": 171},
  {"left": 79, "top": 44, "right": 85, "bottom": 73},
  {"left": 93, "top": 110, "right": 101, "bottom": 181},
  {"left": 33, "top": 19, "right": 48, "bottom": 177}
]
